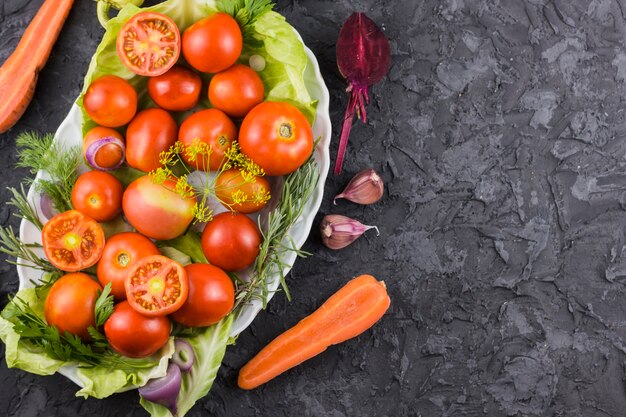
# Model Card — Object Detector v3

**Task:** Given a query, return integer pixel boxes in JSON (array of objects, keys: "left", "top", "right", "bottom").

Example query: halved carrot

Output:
[
  {"left": 0, "top": 0, "right": 74, "bottom": 133},
  {"left": 238, "top": 274, "right": 391, "bottom": 389}
]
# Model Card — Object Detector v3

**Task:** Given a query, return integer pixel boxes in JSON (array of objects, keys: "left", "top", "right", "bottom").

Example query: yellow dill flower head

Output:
[
  {"left": 230, "top": 189, "right": 248, "bottom": 205},
  {"left": 252, "top": 188, "right": 271, "bottom": 205},
  {"left": 175, "top": 175, "right": 195, "bottom": 199},
  {"left": 185, "top": 139, "right": 212, "bottom": 163},
  {"left": 192, "top": 201, "right": 213, "bottom": 223},
  {"left": 150, "top": 167, "right": 172, "bottom": 185}
]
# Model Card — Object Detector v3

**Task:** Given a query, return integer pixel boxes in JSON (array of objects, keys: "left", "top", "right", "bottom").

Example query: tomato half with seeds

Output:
[
  {"left": 238, "top": 102, "right": 314, "bottom": 176},
  {"left": 125, "top": 255, "right": 188, "bottom": 316},
  {"left": 45, "top": 272, "right": 102, "bottom": 340},
  {"left": 178, "top": 109, "right": 237, "bottom": 171},
  {"left": 71, "top": 171, "right": 124, "bottom": 222},
  {"left": 97, "top": 232, "right": 160, "bottom": 300},
  {"left": 42, "top": 210, "right": 105, "bottom": 272},
  {"left": 215, "top": 169, "right": 271, "bottom": 214},
  {"left": 117, "top": 11, "right": 180, "bottom": 77}
]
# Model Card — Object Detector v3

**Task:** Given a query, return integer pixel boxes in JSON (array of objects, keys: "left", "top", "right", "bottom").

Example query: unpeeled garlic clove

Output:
[
  {"left": 334, "top": 168, "right": 384, "bottom": 205},
  {"left": 320, "top": 214, "right": 379, "bottom": 250}
]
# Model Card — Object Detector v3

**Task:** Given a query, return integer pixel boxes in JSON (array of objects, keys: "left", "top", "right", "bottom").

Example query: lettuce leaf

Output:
[
  {"left": 140, "top": 315, "right": 234, "bottom": 417},
  {"left": 0, "top": 288, "right": 172, "bottom": 399}
]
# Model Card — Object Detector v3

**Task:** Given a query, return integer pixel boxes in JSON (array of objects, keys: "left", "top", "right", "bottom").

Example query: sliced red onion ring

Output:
[
  {"left": 138, "top": 363, "right": 181, "bottom": 417},
  {"left": 172, "top": 338, "right": 195, "bottom": 372},
  {"left": 39, "top": 193, "right": 59, "bottom": 221},
  {"left": 84, "top": 136, "right": 126, "bottom": 171}
]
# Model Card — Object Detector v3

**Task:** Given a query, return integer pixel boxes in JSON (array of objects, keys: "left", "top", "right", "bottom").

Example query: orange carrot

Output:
[
  {"left": 238, "top": 274, "right": 391, "bottom": 389},
  {"left": 0, "top": 0, "right": 74, "bottom": 133}
]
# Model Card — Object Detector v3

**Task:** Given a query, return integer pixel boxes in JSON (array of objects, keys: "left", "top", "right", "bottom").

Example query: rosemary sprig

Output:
[
  {"left": 0, "top": 226, "right": 55, "bottom": 272},
  {"left": 15, "top": 131, "right": 81, "bottom": 212},
  {"left": 234, "top": 157, "right": 319, "bottom": 310},
  {"left": 6, "top": 184, "right": 43, "bottom": 230}
]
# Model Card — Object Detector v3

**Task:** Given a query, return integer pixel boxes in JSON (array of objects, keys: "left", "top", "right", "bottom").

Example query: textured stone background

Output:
[{"left": 3, "top": 0, "right": 626, "bottom": 416}]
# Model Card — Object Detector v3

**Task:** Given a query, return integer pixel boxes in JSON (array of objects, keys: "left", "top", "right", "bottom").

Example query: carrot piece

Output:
[
  {"left": 0, "top": 0, "right": 74, "bottom": 133},
  {"left": 238, "top": 274, "right": 391, "bottom": 389}
]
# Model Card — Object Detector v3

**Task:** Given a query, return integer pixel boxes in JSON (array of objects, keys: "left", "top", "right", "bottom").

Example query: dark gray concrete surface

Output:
[{"left": 3, "top": 0, "right": 626, "bottom": 416}]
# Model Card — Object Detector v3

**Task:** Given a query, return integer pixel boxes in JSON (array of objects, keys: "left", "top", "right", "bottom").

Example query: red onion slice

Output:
[
  {"left": 172, "top": 338, "right": 194, "bottom": 372},
  {"left": 84, "top": 136, "right": 126, "bottom": 171},
  {"left": 138, "top": 363, "right": 181, "bottom": 417}
]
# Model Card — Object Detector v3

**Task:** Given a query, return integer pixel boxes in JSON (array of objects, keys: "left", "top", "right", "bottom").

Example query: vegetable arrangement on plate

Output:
[{"left": 0, "top": 0, "right": 331, "bottom": 415}]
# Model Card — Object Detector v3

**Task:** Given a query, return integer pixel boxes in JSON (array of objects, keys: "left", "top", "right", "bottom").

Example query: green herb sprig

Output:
[
  {"left": 218, "top": 0, "right": 274, "bottom": 41},
  {"left": 2, "top": 289, "right": 155, "bottom": 372},
  {"left": 234, "top": 157, "right": 319, "bottom": 310},
  {"left": 15, "top": 131, "right": 81, "bottom": 213}
]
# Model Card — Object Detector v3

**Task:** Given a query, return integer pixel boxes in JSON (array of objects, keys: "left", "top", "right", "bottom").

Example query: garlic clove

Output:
[
  {"left": 320, "top": 214, "right": 379, "bottom": 250},
  {"left": 334, "top": 168, "right": 384, "bottom": 205}
]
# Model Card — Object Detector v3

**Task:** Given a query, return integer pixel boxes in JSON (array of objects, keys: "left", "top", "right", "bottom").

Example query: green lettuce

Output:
[
  {"left": 140, "top": 315, "right": 234, "bottom": 417},
  {"left": 0, "top": 288, "right": 174, "bottom": 399}
]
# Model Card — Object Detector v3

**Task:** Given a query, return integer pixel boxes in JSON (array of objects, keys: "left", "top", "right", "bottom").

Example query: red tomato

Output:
[
  {"left": 71, "top": 171, "right": 123, "bottom": 222},
  {"left": 148, "top": 65, "right": 202, "bottom": 111},
  {"left": 208, "top": 64, "right": 264, "bottom": 118},
  {"left": 170, "top": 263, "right": 234, "bottom": 327},
  {"left": 45, "top": 273, "right": 102, "bottom": 340},
  {"left": 178, "top": 109, "right": 236, "bottom": 171},
  {"left": 125, "top": 255, "right": 188, "bottom": 316},
  {"left": 182, "top": 13, "right": 242, "bottom": 73},
  {"left": 104, "top": 301, "right": 171, "bottom": 358},
  {"left": 126, "top": 108, "right": 178, "bottom": 172},
  {"left": 215, "top": 169, "right": 271, "bottom": 214},
  {"left": 238, "top": 102, "right": 314, "bottom": 176},
  {"left": 201, "top": 212, "right": 261, "bottom": 272},
  {"left": 82, "top": 127, "right": 125, "bottom": 170},
  {"left": 117, "top": 12, "right": 180, "bottom": 77},
  {"left": 122, "top": 175, "right": 196, "bottom": 240},
  {"left": 42, "top": 210, "right": 105, "bottom": 272},
  {"left": 97, "top": 232, "right": 160, "bottom": 300},
  {"left": 83, "top": 75, "right": 137, "bottom": 128}
]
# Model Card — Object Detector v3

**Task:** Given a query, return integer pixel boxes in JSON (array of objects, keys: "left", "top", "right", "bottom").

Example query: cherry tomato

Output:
[
  {"left": 97, "top": 232, "right": 160, "bottom": 300},
  {"left": 104, "top": 301, "right": 171, "bottom": 358},
  {"left": 238, "top": 102, "right": 314, "bottom": 176},
  {"left": 82, "top": 127, "right": 125, "bottom": 170},
  {"left": 126, "top": 108, "right": 178, "bottom": 172},
  {"left": 117, "top": 12, "right": 180, "bottom": 77},
  {"left": 178, "top": 109, "right": 236, "bottom": 171},
  {"left": 148, "top": 65, "right": 202, "bottom": 111},
  {"left": 208, "top": 64, "right": 264, "bottom": 119},
  {"left": 42, "top": 210, "right": 105, "bottom": 272},
  {"left": 71, "top": 171, "right": 123, "bottom": 222},
  {"left": 45, "top": 272, "right": 102, "bottom": 340},
  {"left": 201, "top": 212, "right": 261, "bottom": 272},
  {"left": 83, "top": 75, "right": 137, "bottom": 127},
  {"left": 122, "top": 175, "right": 196, "bottom": 240},
  {"left": 215, "top": 169, "right": 271, "bottom": 214},
  {"left": 170, "top": 263, "right": 234, "bottom": 327},
  {"left": 125, "top": 255, "right": 188, "bottom": 316},
  {"left": 182, "top": 12, "right": 242, "bottom": 73}
]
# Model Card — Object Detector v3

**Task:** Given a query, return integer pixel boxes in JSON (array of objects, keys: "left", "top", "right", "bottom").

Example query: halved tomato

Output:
[
  {"left": 42, "top": 210, "right": 105, "bottom": 272},
  {"left": 125, "top": 255, "right": 188, "bottom": 316},
  {"left": 117, "top": 12, "right": 181, "bottom": 77}
]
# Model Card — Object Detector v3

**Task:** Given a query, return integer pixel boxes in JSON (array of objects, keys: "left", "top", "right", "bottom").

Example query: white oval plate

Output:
[{"left": 16, "top": 43, "right": 331, "bottom": 388}]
